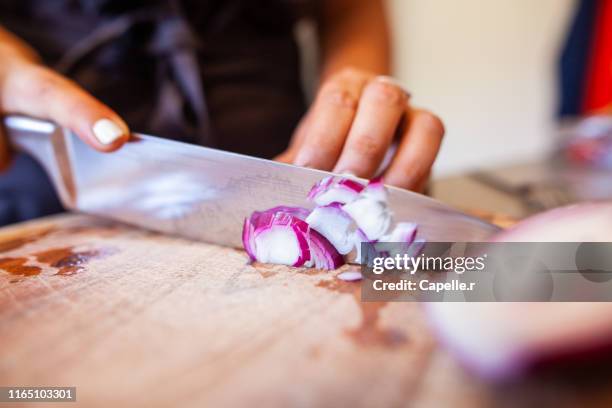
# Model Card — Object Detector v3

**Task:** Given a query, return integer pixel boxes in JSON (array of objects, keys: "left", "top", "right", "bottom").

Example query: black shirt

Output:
[{"left": 0, "top": 0, "right": 315, "bottom": 225}]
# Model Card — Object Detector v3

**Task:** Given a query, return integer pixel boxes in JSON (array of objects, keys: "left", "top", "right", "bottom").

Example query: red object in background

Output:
[{"left": 583, "top": 0, "right": 612, "bottom": 112}]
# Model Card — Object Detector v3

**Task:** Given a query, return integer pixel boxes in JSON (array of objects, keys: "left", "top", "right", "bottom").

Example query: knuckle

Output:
[
  {"left": 352, "top": 134, "right": 383, "bottom": 158},
  {"left": 417, "top": 110, "right": 445, "bottom": 137},
  {"left": 365, "top": 80, "right": 407, "bottom": 107},
  {"left": 30, "top": 68, "right": 62, "bottom": 99},
  {"left": 318, "top": 84, "right": 359, "bottom": 110}
]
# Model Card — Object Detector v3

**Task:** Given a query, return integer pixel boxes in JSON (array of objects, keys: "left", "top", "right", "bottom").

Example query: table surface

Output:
[
  {"left": 2, "top": 214, "right": 612, "bottom": 407},
  {"left": 431, "top": 159, "right": 612, "bottom": 219}
]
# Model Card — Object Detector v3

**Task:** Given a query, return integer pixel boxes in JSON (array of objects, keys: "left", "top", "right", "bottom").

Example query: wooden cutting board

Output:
[{"left": 0, "top": 214, "right": 610, "bottom": 407}]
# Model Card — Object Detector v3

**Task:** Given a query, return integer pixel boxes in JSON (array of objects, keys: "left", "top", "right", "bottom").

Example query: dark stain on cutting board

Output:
[
  {"left": 252, "top": 262, "right": 279, "bottom": 279},
  {"left": 0, "top": 257, "right": 42, "bottom": 276},
  {"left": 316, "top": 277, "right": 408, "bottom": 349},
  {"left": 0, "top": 228, "right": 55, "bottom": 253},
  {"left": 0, "top": 246, "right": 117, "bottom": 279},
  {"left": 33, "top": 246, "right": 117, "bottom": 276}
]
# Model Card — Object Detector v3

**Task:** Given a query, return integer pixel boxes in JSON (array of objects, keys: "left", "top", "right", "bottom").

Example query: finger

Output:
[
  {"left": 293, "top": 69, "right": 369, "bottom": 170},
  {"left": 333, "top": 77, "right": 408, "bottom": 177},
  {"left": 414, "top": 170, "right": 431, "bottom": 193},
  {"left": 2, "top": 64, "right": 129, "bottom": 152},
  {"left": 383, "top": 109, "right": 444, "bottom": 190}
]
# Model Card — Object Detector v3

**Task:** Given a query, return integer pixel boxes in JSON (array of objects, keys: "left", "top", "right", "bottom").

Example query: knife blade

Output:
[{"left": 3, "top": 115, "right": 499, "bottom": 246}]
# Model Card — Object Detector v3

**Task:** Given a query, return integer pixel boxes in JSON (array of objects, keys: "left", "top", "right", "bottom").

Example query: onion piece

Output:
[
  {"left": 342, "top": 195, "right": 392, "bottom": 241},
  {"left": 261, "top": 205, "right": 311, "bottom": 220},
  {"left": 337, "top": 271, "right": 363, "bottom": 282},
  {"left": 307, "top": 229, "right": 345, "bottom": 269},
  {"left": 242, "top": 176, "right": 424, "bottom": 271},
  {"left": 380, "top": 222, "right": 418, "bottom": 243},
  {"left": 426, "top": 202, "right": 612, "bottom": 380},
  {"left": 307, "top": 176, "right": 365, "bottom": 206},
  {"left": 378, "top": 222, "right": 425, "bottom": 258},
  {"left": 306, "top": 203, "right": 359, "bottom": 255},
  {"left": 243, "top": 207, "right": 312, "bottom": 267},
  {"left": 362, "top": 177, "right": 388, "bottom": 202},
  {"left": 341, "top": 177, "right": 393, "bottom": 241}
]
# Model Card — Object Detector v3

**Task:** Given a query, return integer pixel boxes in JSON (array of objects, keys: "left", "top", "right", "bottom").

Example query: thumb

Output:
[{"left": 1, "top": 63, "right": 130, "bottom": 152}]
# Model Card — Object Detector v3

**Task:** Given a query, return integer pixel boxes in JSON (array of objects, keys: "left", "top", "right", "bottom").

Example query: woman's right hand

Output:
[{"left": 0, "top": 28, "right": 130, "bottom": 171}]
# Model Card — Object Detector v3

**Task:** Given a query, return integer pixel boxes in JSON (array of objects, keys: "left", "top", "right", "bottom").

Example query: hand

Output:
[
  {"left": 276, "top": 68, "right": 444, "bottom": 192},
  {"left": 0, "top": 51, "right": 130, "bottom": 171}
]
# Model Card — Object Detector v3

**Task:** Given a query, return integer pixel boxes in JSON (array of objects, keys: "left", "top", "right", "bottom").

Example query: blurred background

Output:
[{"left": 388, "top": 0, "right": 575, "bottom": 176}]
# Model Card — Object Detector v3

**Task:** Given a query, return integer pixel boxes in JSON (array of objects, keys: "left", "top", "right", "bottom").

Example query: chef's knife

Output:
[{"left": 2, "top": 115, "right": 499, "bottom": 246}]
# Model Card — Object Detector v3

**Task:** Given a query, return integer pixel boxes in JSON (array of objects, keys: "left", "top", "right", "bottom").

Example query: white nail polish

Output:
[{"left": 92, "top": 119, "right": 124, "bottom": 145}]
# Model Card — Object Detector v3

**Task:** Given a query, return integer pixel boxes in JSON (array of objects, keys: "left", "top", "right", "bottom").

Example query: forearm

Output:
[{"left": 319, "top": 0, "right": 391, "bottom": 81}]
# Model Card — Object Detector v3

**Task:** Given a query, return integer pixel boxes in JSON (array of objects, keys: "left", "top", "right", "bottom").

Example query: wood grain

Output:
[{"left": 0, "top": 214, "right": 610, "bottom": 408}]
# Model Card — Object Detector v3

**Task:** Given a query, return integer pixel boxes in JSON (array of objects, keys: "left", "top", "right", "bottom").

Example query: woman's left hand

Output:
[{"left": 276, "top": 68, "right": 444, "bottom": 192}]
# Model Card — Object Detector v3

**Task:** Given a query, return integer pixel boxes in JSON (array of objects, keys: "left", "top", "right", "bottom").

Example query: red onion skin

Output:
[
  {"left": 427, "top": 202, "right": 612, "bottom": 381},
  {"left": 307, "top": 229, "right": 345, "bottom": 269},
  {"left": 491, "top": 202, "right": 612, "bottom": 242},
  {"left": 244, "top": 208, "right": 313, "bottom": 267},
  {"left": 338, "top": 178, "right": 365, "bottom": 193},
  {"left": 242, "top": 217, "right": 257, "bottom": 261},
  {"left": 307, "top": 176, "right": 366, "bottom": 206}
]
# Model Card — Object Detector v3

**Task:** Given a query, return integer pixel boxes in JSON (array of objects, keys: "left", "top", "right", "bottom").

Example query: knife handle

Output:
[{"left": 2, "top": 115, "right": 76, "bottom": 208}]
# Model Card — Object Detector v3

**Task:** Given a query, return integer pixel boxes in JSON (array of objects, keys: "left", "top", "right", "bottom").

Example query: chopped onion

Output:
[
  {"left": 378, "top": 222, "right": 425, "bottom": 258},
  {"left": 381, "top": 222, "right": 418, "bottom": 243},
  {"left": 307, "top": 229, "right": 345, "bottom": 269},
  {"left": 362, "top": 176, "right": 388, "bottom": 202},
  {"left": 342, "top": 196, "right": 392, "bottom": 241},
  {"left": 261, "top": 205, "right": 311, "bottom": 220},
  {"left": 342, "top": 177, "right": 393, "bottom": 241},
  {"left": 337, "top": 271, "right": 363, "bottom": 282},
  {"left": 243, "top": 208, "right": 312, "bottom": 267},
  {"left": 307, "top": 176, "right": 365, "bottom": 206},
  {"left": 306, "top": 203, "right": 359, "bottom": 255},
  {"left": 243, "top": 176, "right": 424, "bottom": 270}
]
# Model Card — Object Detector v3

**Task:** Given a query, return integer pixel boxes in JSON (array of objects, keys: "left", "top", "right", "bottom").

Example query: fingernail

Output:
[
  {"left": 92, "top": 119, "right": 124, "bottom": 145},
  {"left": 374, "top": 75, "right": 411, "bottom": 98}
]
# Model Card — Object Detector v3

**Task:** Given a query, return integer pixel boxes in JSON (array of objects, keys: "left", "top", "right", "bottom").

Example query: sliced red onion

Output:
[
  {"left": 243, "top": 176, "right": 424, "bottom": 270},
  {"left": 427, "top": 203, "right": 612, "bottom": 380},
  {"left": 305, "top": 203, "right": 359, "bottom": 255},
  {"left": 307, "top": 229, "right": 345, "bottom": 269},
  {"left": 243, "top": 208, "right": 312, "bottom": 267},
  {"left": 347, "top": 228, "right": 370, "bottom": 264},
  {"left": 491, "top": 202, "right": 612, "bottom": 242},
  {"left": 242, "top": 217, "right": 257, "bottom": 260},
  {"left": 362, "top": 176, "right": 388, "bottom": 202},
  {"left": 307, "top": 176, "right": 365, "bottom": 206},
  {"left": 337, "top": 270, "right": 363, "bottom": 282},
  {"left": 341, "top": 177, "right": 393, "bottom": 241},
  {"left": 380, "top": 222, "right": 418, "bottom": 243},
  {"left": 408, "top": 237, "right": 426, "bottom": 256},
  {"left": 261, "top": 205, "right": 311, "bottom": 220},
  {"left": 342, "top": 197, "right": 392, "bottom": 241}
]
